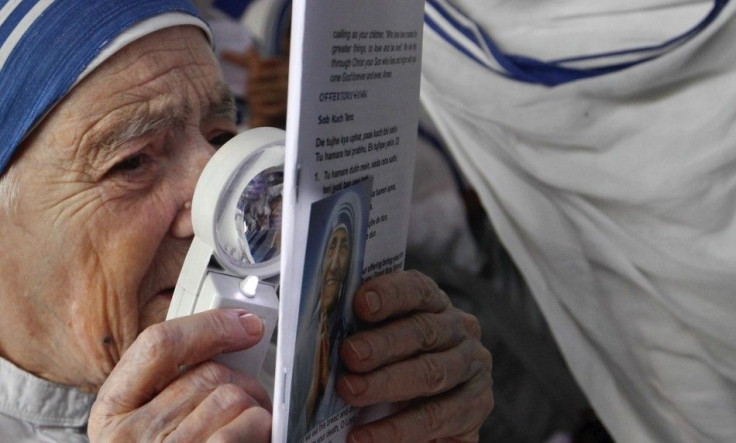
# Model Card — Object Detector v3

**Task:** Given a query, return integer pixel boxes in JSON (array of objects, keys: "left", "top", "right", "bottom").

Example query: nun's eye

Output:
[
  {"left": 112, "top": 153, "right": 149, "bottom": 172},
  {"left": 209, "top": 132, "right": 236, "bottom": 148}
]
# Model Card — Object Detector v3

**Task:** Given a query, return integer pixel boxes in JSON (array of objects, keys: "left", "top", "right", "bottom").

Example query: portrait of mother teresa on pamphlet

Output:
[{"left": 289, "top": 182, "right": 369, "bottom": 439}]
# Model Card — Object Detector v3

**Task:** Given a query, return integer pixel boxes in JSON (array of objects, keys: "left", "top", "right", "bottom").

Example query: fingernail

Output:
[
  {"left": 350, "top": 430, "right": 373, "bottom": 443},
  {"left": 348, "top": 338, "right": 372, "bottom": 360},
  {"left": 239, "top": 313, "right": 264, "bottom": 336},
  {"left": 342, "top": 376, "right": 368, "bottom": 396},
  {"left": 364, "top": 291, "right": 380, "bottom": 314}
]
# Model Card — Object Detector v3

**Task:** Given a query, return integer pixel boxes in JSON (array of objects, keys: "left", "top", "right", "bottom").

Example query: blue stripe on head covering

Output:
[
  {"left": 0, "top": 0, "right": 42, "bottom": 46},
  {"left": 0, "top": 0, "right": 209, "bottom": 175},
  {"left": 424, "top": 0, "right": 730, "bottom": 87}
]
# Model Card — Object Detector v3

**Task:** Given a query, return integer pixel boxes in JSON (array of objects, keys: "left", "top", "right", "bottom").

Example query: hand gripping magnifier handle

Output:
[{"left": 167, "top": 127, "right": 286, "bottom": 378}]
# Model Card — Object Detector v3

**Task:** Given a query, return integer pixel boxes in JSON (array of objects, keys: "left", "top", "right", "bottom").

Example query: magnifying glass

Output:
[{"left": 166, "top": 127, "right": 285, "bottom": 376}]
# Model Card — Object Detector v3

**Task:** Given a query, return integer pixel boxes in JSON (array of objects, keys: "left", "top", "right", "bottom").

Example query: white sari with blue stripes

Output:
[{"left": 421, "top": 1, "right": 736, "bottom": 441}]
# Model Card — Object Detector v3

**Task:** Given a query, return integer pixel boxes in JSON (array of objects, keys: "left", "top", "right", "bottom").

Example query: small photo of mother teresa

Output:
[{"left": 289, "top": 178, "right": 372, "bottom": 441}]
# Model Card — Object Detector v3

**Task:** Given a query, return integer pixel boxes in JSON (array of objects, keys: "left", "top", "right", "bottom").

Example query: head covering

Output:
[{"left": 0, "top": 0, "right": 212, "bottom": 175}]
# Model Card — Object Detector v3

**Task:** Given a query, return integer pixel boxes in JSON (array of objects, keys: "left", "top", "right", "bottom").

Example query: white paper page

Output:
[{"left": 275, "top": 0, "right": 424, "bottom": 441}]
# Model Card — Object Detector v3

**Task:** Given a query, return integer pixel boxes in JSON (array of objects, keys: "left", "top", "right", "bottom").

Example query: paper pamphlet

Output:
[{"left": 274, "top": 0, "right": 425, "bottom": 441}]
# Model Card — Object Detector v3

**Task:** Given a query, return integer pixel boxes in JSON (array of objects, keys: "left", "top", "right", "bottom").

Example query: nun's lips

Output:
[
  {"left": 146, "top": 288, "right": 174, "bottom": 308},
  {"left": 156, "top": 288, "right": 174, "bottom": 300}
]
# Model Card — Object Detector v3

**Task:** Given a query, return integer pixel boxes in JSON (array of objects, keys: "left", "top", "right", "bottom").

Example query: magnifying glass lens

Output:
[{"left": 235, "top": 167, "right": 284, "bottom": 264}]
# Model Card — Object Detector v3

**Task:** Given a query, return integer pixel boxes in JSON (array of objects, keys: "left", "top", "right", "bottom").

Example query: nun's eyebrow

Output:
[
  {"left": 91, "top": 101, "right": 191, "bottom": 153},
  {"left": 86, "top": 82, "right": 235, "bottom": 153}
]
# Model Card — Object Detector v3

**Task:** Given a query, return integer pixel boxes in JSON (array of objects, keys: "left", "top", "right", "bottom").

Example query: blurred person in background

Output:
[{"left": 421, "top": 0, "right": 736, "bottom": 441}]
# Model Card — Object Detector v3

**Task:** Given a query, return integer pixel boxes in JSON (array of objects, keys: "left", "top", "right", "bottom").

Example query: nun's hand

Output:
[
  {"left": 338, "top": 270, "right": 493, "bottom": 442},
  {"left": 88, "top": 310, "right": 272, "bottom": 442}
]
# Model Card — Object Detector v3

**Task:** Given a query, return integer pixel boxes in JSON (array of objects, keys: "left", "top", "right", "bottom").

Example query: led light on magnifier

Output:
[
  {"left": 166, "top": 127, "right": 285, "bottom": 377},
  {"left": 240, "top": 275, "right": 261, "bottom": 298}
]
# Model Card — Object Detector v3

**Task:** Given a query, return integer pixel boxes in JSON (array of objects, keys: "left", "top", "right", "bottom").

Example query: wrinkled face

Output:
[
  {"left": 320, "top": 226, "right": 350, "bottom": 313},
  {"left": 0, "top": 26, "right": 236, "bottom": 392}
]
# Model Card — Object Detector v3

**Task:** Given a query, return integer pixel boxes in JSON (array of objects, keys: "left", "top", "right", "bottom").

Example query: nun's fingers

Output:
[{"left": 88, "top": 310, "right": 268, "bottom": 441}]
